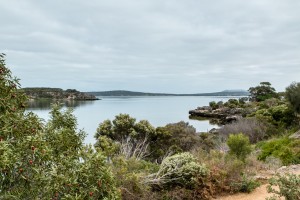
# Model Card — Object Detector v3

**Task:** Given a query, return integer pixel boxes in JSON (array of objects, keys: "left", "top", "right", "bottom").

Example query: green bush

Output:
[
  {"left": 224, "top": 99, "right": 240, "bottom": 108},
  {"left": 227, "top": 133, "right": 252, "bottom": 161},
  {"left": 231, "top": 174, "right": 260, "bottom": 193},
  {"left": 257, "top": 137, "right": 300, "bottom": 165},
  {"left": 267, "top": 174, "right": 300, "bottom": 200},
  {"left": 209, "top": 101, "right": 219, "bottom": 110},
  {"left": 111, "top": 156, "right": 158, "bottom": 199},
  {"left": 253, "top": 104, "right": 296, "bottom": 128}
]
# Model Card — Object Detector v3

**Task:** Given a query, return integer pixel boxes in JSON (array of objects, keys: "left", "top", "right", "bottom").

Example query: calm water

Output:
[{"left": 27, "top": 96, "right": 234, "bottom": 144}]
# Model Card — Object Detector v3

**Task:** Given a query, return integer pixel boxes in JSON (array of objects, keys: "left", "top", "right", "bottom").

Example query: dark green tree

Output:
[
  {"left": 95, "top": 114, "right": 155, "bottom": 143},
  {"left": 248, "top": 82, "right": 277, "bottom": 102},
  {"left": 148, "top": 121, "right": 201, "bottom": 162},
  {"left": 285, "top": 82, "right": 300, "bottom": 114},
  {"left": 162, "top": 121, "right": 200, "bottom": 152},
  {"left": 95, "top": 114, "right": 156, "bottom": 159},
  {"left": 95, "top": 117, "right": 201, "bottom": 162}
]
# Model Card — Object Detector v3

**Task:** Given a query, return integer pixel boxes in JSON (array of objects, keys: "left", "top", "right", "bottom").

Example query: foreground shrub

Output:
[
  {"left": 266, "top": 174, "right": 300, "bottom": 200},
  {"left": 231, "top": 174, "right": 260, "bottom": 193},
  {"left": 0, "top": 54, "right": 120, "bottom": 199},
  {"left": 0, "top": 105, "right": 120, "bottom": 199},
  {"left": 193, "top": 150, "right": 262, "bottom": 198},
  {"left": 227, "top": 133, "right": 252, "bottom": 161},
  {"left": 111, "top": 156, "right": 158, "bottom": 200},
  {"left": 144, "top": 152, "right": 208, "bottom": 189},
  {"left": 257, "top": 137, "right": 300, "bottom": 165},
  {"left": 192, "top": 157, "right": 255, "bottom": 199}
]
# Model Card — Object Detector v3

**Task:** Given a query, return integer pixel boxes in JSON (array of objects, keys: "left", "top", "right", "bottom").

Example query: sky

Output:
[{"left": 1, "top": 0, "right": 300, "bottom": 93}]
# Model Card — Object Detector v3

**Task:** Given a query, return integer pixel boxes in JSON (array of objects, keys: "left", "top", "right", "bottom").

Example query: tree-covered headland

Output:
[
  {"left": 21, "top": 87, "right": 99, "bottom": 100},
  {"left": 1, "top": 54, "right": 299, "bottom": 199}
]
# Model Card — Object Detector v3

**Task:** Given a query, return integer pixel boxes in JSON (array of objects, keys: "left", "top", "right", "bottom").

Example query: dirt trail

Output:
[
  {"left": 215, "top": 165, "right": 300, "bottom": 200},
  {"left": 216, "top": 184, "right": 278, "bottom": 200}
]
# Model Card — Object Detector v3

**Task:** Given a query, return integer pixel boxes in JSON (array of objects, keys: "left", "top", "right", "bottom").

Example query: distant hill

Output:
[
  {"left": 191, "top": 90, "right": 250, "bottom": 96},
  {"left": 87, "top": 90, "right": 249, "bottom": 97},
  {"left": 86, "top": 90, "right": 174, "bottom": 96}
]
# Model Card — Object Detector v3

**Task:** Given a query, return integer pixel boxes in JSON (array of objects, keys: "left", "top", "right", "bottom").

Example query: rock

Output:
[
  {"left": 276, "top": 164, "right": 300, "bottom": 175},
  {"left": 189, "top": 106, "right": 227, "bottom": 119},
  {"left": 291, "top": 165, "right": 298, "bottom": 170},
  {"left": 225, "top": 115, "right": 241, "bottom": 123},
  {"left": 209, "top": 128, "right": 219, "bottom": 134},
  {"left": 202, "top": 106, "right": 212, "bottom": 111},
  {"left": 278, "top": 166, "right": 287, "bottom": 171},
  {"left": 254, "top": 175, "right": 268, "bottom": 181},
  {"left": 214, "top": 107, "right": 230, "bottom": 114},
  {"left": 189, "top": 105, "right": 244, "bottom": 125},
  {"left": 289, "top": 130, "right": 300, "bottom": 139}
]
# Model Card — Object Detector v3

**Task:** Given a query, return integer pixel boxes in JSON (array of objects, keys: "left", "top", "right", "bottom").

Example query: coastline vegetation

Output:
[
  {"left": 1, "top": 54, "right": 300, "bottom": 199},
  {"left": 21, "top": 87, "right": 99, "bottom": 100}
]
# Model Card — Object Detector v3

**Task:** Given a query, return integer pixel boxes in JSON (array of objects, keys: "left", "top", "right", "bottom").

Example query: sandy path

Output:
[
  {"left": 215, "top": 184, "right": 279, "bottom": 200},
  {"left": 215, "top": 165, "right": 300, "bottom": 200}
]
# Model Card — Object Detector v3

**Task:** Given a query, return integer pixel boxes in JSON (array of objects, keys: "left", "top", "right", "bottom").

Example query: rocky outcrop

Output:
[
  {"left": 276, "top": 164, "right": 300, "bottom": 175},
  {"left": 189, "top": 106, "right": 244, "bottom": 124}
]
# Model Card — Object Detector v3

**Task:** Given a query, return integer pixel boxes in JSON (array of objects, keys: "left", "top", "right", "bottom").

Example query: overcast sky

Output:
[{"left": 1, "top": 0, "right": 300, "bottom": 93}]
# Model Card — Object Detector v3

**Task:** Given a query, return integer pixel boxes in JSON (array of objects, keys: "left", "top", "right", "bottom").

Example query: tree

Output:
[
  {"left": 95, "top": 117, "right": 201, "bottom": 162},
  {"left": 149, "top": 121, "right": 201, "bottom": 162},
  {"left": 95, "top": 114, "right": 156, "bottom": 159},
  {"left": 248, "top": 82, "right": 277, "bottom": 102},
  {"left": 227, "top": 133, "right": 252, "bottom": 161},
  {"left": 162, "top": 121, "right": 200, "bottom": 152},
  {"left": 0, "top": 54, "right": 120, "bottom": 199},
  {"left": 95, "top": 114, "right": 156, "bottom": 142},
  {"left": 285, "top": 82, "right": 300, "bottom": 114}
]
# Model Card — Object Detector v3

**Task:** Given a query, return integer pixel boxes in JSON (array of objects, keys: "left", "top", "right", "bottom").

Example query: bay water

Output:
[{"left": 27, "top": 96, "right": 235, "bottom": 144}]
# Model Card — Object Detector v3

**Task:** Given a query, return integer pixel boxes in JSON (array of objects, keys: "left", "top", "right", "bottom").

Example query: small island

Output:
[{"left": 21, "top": 87, "right": 99, "bottom": 100}]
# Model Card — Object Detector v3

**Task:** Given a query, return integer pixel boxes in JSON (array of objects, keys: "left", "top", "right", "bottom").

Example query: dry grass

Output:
[{"left": 219, "top": 118, "right": 268, "bottom": 143}]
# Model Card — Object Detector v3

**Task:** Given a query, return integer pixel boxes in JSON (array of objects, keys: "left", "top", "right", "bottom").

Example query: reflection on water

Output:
[
  {"left": 26, "top": 99, "right": 96, "bottom": 110},
  {"left": 189, "top": 115, "right": 220, "bottom": 125}
]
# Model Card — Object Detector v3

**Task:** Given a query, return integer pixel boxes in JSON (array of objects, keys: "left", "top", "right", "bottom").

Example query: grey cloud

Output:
[{"left": 1, "top": 0, "right": 300, "bottom": 93}]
